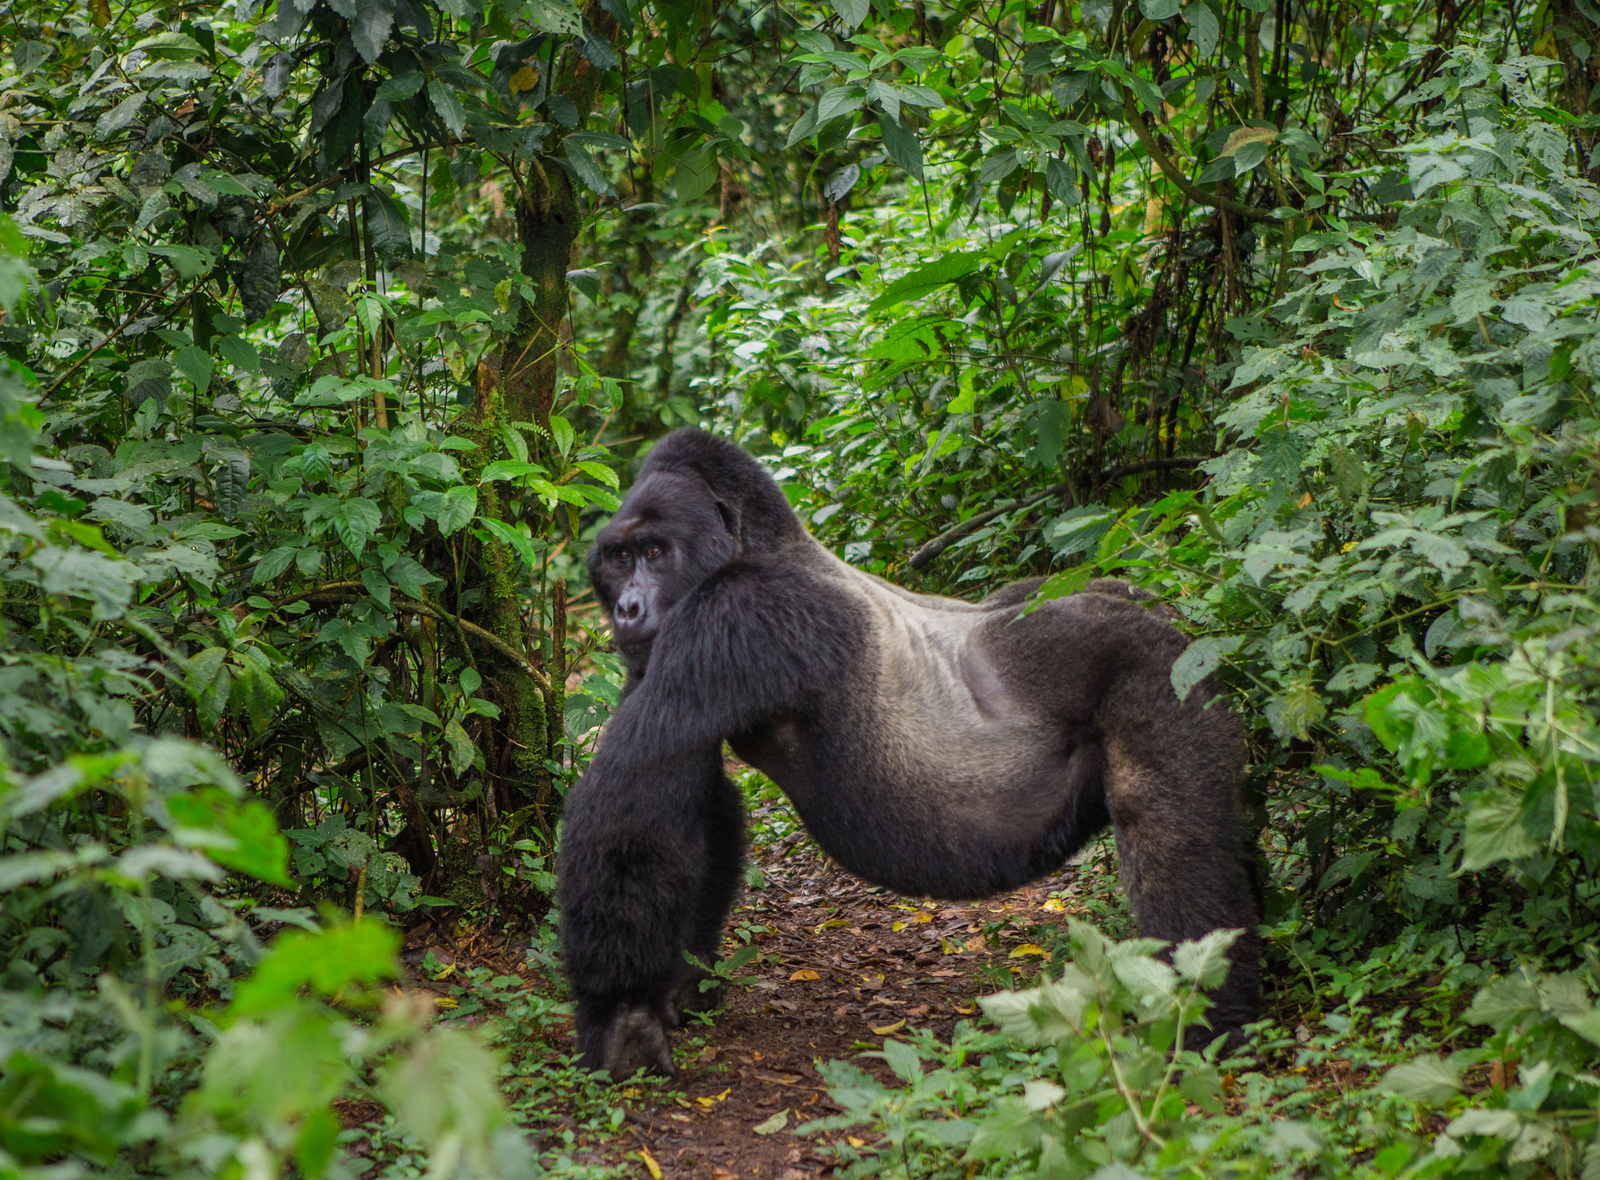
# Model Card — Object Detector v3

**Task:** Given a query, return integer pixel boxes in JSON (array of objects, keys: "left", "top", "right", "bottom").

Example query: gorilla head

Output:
[
  {"left": 589, "top": 472, "right": 736, "bottom": 676},
  {"left": 587, "top": 433, "right": 805, "bottom": 677}
]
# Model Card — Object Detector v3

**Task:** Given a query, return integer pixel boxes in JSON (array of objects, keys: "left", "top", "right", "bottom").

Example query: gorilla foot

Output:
[{"left": 588, "top": 1004, "right": 676, "bottom": 1082}]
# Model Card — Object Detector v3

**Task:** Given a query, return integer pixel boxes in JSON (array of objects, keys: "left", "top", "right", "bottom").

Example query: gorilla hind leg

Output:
[{"left": 1098, "top": 685, "right": 1258, "bottom": 1039}]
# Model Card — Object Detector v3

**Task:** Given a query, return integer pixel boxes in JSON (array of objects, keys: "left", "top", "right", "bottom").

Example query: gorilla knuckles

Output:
[{"left": 561, "top": 431, "right": 1259, "bottom": 1081}]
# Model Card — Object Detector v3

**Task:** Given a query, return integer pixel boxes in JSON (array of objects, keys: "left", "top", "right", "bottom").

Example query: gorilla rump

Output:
[{"left": 557, "top": 430, "right": 1258, "bottom": 1080}]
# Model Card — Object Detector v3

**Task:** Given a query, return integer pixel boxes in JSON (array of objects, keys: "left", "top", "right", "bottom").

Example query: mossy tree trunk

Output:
[{"left": 455, "top": 8, "right": 621, "bottom": 840}]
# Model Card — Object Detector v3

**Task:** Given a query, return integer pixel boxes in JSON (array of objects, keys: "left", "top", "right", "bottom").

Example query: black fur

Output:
[{"left": 559, "top": 430, "right": 1259, "bottom": 1079}]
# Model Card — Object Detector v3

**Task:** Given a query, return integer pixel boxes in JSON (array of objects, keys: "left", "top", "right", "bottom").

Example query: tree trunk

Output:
[
  {"left": 453, "top": 8, "right": 622, "bottom": 836},
  {"left": 1552, "top": 0, "right": 1600, "bottom": 173}
]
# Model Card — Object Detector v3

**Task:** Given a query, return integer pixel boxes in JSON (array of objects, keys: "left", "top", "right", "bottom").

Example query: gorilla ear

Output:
[{"left": 714, "top": 498, "right": 740, "bottom": 542}]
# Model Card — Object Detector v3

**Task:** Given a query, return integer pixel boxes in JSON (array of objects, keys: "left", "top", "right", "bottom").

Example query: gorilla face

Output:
[{"left": 589, "top": 471, "right": 736, "bottom": 675}]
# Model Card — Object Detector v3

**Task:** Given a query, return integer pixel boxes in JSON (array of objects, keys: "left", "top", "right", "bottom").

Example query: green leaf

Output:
[
  {"left": 1461, "top": 790, "right": 1541, "bottom": 872},
  {"left": 674, "top": 144, "right": 718, "bottom": 202},
  {"left": 95, "top": 91, "right": 148, "bottom": 139},
  {"left": 864, "top": 250, "right": 986, "bottom": 314},
  {"left": 253, "top": 546, "right": 298, "bottom": 583},
  {"left": 214, "top": 452, "right": 251, "bottom": 521},
  {"left": 880, "top": 1037, "right": 922, "bottom": 1083},
  {"left": 816, "top": 85, "right": 867, "bottom": 127},
  {"left": 352, "top": 0, "right": 394, "bottom": 62},
  {"left": 575, "top": 459, "right": 619, "bottom": 488},
  {"left": 1379, "top": 1055, "right": 1462, "bottom": 1104},
  {"left": 565, "top": 139, "right": 613, "bottom": 196},
  {"left": 1045, "top": 157, "right": 1079, "bottom": 204},
  {"left": 526, "top": 0, "right": 582, "bottom": 34},
  {"left": 217, "top": 335, "right": 260, "bottom": 373},
  {"left": 437, "top": 486, "right": 478, "bottom": 535},
  {"left": 549, "top": 414, "right": 575, "bottom": 457},
  {"left": 151, "top": 244, "right": 213, "bottom": 281},
  {"left": 444, "top": 719, "right": 479, "bottom": 775},
  {"left": 239, "top": 240, "right": 281, "bottom": 322},
  {"left": 1139, "top": 0, "right": 1181, "bottom": 18},
  {"left": 364, "top": 190, "right": 411, "bottom": 259},
  {"left": 1172, "top": 927, "right": 1240, "bottom": 989},
  {"left": 167, "top": 786, "right": 295, "bottom": 887},
  {"left": 361, "top": 566, "right": 392, "bottom": 609},
  {"left": 1169, "top": 635, "right": 1239, "bottom": 702},
  {"left": 1185, "top": 2, "right": 1219, "bottom": 55},
  {"left": 384, "top": 554, "right": 440, "bottom": 599},
  {"left": 333, "top": 497, "right": 382, "bottom": 555},
  {"left": 878, "top": 114, "right": 923, "bottom": 181},
  {"left": 429, "top": 80, "right": 467, "bottom": 137},
  {"left": 231, "top": 922, "right": 402, "bottom": 1015},
  {"left": 830, "top": 0, "right": 868, "bottom": 26}
]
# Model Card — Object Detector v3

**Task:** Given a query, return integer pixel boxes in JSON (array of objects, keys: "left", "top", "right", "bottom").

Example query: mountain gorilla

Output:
[{"left": 558, "top": 430, "right": 1258, "bottom": 1080}]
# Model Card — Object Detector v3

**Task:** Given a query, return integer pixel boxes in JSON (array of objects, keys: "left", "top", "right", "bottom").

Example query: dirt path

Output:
[{"left": 575, "top": 837, "right": 1100, "bottom": 1180}]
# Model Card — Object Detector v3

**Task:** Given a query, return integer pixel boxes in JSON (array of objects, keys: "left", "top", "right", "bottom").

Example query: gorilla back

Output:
[{"left": 558, "top": 430, "right": 1258, "bottom": 1081}]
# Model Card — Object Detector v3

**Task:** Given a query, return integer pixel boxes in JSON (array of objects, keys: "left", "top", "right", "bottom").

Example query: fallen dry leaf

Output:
[
  {"left": 789, "top": 969, "right": 821, "bottom": 981},
  {"left": 870, "top": 1019, "right": 906, "bottom": 1034},
  {"left": 712, "top": 1169, "right": 739, "bottom": 1180},
  {"left": 1008, "top": 943, "right": 1047, "bottom": 959},
  {"left": 753, "top": 1109, "right": 790, "bottom": 1135},
  {"left": 695, "top": 1086, "right": 733, "bottom": 1108},
  {"left": 636, "top": 1148, "right": 662, "bottom": 1179},
  {"left": 698, "top": 1045, "right": 720, "bottom": 1062},
  {"left": 755, "top": 1071, "right": 802, "bottom": 1085},
  {"left": 930, "top": 969, "right": 960, "bottom": 977},
  {"left": 906, "top": 1004, "right": 930, "bottom": 1016}
]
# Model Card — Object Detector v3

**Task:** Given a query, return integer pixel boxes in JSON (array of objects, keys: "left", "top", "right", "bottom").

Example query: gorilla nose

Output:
[{"left": 613, "top": 589, "right": 647, "bottom": 631}]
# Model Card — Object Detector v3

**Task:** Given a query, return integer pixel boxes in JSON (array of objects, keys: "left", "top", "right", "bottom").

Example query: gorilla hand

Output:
[{"left": 582, "top": 1003, "right": 676, "bottom": 1082}]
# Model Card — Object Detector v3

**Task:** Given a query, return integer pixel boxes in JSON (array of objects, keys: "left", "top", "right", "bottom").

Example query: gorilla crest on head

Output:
[{"left": 561, "top": 429, "right": 1259, "bottom": 1081}]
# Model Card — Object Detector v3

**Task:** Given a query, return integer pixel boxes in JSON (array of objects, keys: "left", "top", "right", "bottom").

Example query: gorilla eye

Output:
[
  {"left": 614, "top": 546, "right": 632, "bottom": 562},
  {"left": 645, "top": 545, "right": 664, "bottom": 560}
]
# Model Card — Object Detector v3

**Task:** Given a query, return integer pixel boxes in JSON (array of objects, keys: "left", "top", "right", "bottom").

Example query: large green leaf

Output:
[
  {"left": 166, "top": 787, "right": 294, "bottom": 888},
  {"left": 864, "top": 250, "right": 986, "bottom": 313}
]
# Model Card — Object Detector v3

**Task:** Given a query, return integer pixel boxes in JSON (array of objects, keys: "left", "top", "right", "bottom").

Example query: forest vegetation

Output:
[{"left": 0, "top": 0, "right": 1598, "bottom": 1170}]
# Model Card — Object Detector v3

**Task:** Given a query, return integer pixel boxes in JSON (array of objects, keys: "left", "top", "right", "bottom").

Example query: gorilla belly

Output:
[{"left": 731, "top": 588, "right": 1099, "bottom": 899}]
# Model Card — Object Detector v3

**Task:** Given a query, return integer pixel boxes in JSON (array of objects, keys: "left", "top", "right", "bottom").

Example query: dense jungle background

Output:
[{"left": 1, "top": 0, "right": 1599, "bottom": 1169}]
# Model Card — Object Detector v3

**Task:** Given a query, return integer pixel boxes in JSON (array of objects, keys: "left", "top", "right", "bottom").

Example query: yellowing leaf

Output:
[
  {"left": 695, "top": 1087, "right": 733, "bottom": 1108},
  {"left": 892, "top": 921, "right": 907, "bottom": 932},
  {"left": 752, "top": 1109, "right": 789, "bottom": 1135},
  {"left": 870, "top": 1019, "right": 906, "bottom": 1035},
  {"left": 1220, "top": 126, "right": 1278, "bottom": 157},
  {"left": 954, "top": 1005, "right": 974, "bottom": 1015},
  {"left": 637, "top": 1149, "right": 662, "bottom": 1179},
  {"left": 1008, "top": 944, "right": 1048, "bottom": 958},
  {"left": 814, "top": 918, "right": 850, "bottom": 931},
  {"left": 914, "top": 912, "right": 933, "bottom": 924},
  {"left": 511, "top": 66, "right": 540, "bottom": 92},
  {"left": 1041, "top": 899, "right": 1067, "bottom": 912},
  {"left": 847, "top": 1136, "right": 866, "bottom": 1147},
  {"left": 789, "top": 969, "right": 820, "bottom": 981}
]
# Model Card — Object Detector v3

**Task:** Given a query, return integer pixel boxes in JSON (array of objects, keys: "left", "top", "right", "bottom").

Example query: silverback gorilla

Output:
[{"left": 558, "top": 430, "right": 1258, "bottom": 1080}]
